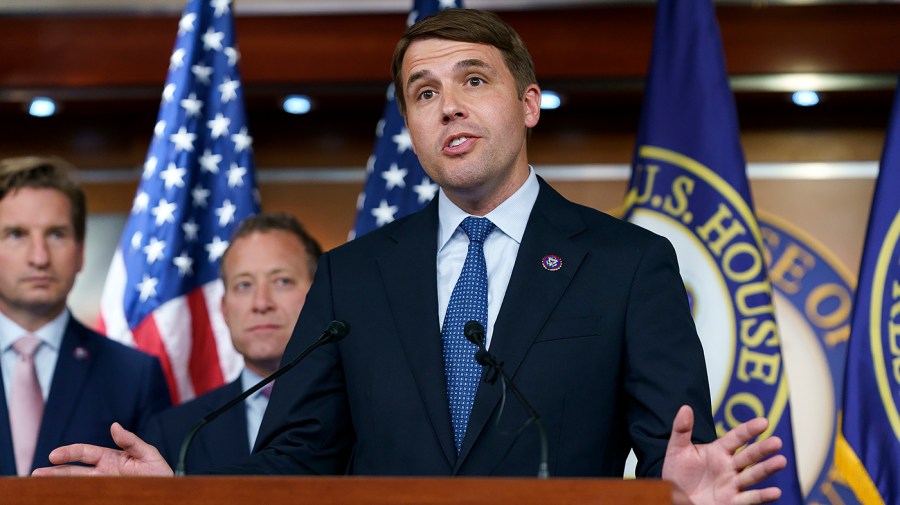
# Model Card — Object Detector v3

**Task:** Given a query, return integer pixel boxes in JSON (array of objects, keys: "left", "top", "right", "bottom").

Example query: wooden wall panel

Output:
[{"left": 2, "top": 4, "right": 900, "bottom": 90}]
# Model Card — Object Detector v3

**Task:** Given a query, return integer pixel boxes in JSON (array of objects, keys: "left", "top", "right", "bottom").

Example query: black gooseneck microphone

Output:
[
  {"left": 464, "top": 320, "right": 549, "bottom": 479},
  {"left": 174, "top": 319, "right": 350, "bottom": 476}
]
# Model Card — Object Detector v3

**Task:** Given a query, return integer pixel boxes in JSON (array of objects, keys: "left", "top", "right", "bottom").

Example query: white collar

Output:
[{"left": 437, "top": 166, "right": 539, "bottom": 250}]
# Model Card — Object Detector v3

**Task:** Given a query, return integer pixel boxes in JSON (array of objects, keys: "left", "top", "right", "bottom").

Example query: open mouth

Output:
[{"left": 448, "top": 136, "right": 469, "bottom": 148}]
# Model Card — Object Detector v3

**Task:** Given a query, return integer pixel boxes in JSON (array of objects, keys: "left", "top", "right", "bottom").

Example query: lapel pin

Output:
[
  {"left": 541, "top": 254, "right": 563, "bottom": 271},
  {"left": 73, "top": 346, "right": 90, "bottom": 360}
]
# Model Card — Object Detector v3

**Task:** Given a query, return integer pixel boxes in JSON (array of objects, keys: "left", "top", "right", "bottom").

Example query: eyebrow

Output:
[
  {"left": 229, "top": 267, "right": 293, "bottom": 279},
  {"left": 456, "top": 58, "right": 491, "bottom": 72},
  {"left": 0, "top": 223, "right": 71, "bottom": 234},
  {"left": 405, "top": 58, "right": 493, "bottom": 92},
  {"left": 46, "top": 224, "right": 72, "bottom": 234}
]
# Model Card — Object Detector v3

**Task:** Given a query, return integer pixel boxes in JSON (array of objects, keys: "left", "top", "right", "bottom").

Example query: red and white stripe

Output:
[{"left": 98, "top": 249, "right": 243, "bottom": 404}]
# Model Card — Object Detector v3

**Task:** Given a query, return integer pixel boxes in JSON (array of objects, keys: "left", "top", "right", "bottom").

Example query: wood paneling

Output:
[
  {"left": 2, "top": 4, "right": 900, "bottom": 90},
  {"left": 2, "top": 476, "right": 678, "bottom": 505}
]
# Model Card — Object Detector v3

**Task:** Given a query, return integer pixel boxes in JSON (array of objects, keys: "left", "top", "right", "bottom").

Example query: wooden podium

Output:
[{"left": 2, "top": 476, "right": 686, "bottom": 504}]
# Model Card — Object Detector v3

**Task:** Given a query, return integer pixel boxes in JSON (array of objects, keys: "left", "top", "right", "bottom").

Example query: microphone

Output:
[
  {"left": 174, "top": 319, "right": 350, "bottom": 476},
  {"left": 464, "top": 320, "right": 549, "bottom": 479}
]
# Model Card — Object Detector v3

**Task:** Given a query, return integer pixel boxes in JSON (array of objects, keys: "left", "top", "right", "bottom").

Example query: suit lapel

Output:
[
  {"left": 0, "top": 371, "right": 15, "bottom": 474},
  {"left": 197, "top": 380, "right": 249, "bottom": 467},
  {"left": 459, "top": 179, "right": 588, "bottom": 466},
  {"left": 376, "top": 202, "right": 456, "bottom": 466},
  {"left": 33, "top": 319, "right": 93, "bottom": 467}
]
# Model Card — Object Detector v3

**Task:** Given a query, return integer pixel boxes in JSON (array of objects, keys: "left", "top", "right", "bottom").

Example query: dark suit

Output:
[
  {"left": 238, "top": 178, "right": 715, "bottom": 477},
  {"left": 141, "top": 378, "right": 249, "bottom": 474},
  {"left": 0, "top": 316, "right": 171, "bottom": 475}
]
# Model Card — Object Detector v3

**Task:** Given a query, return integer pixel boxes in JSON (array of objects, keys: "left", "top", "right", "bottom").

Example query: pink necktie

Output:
[{"left": 9, "top": 334, "right": 44, "bottom": 476}]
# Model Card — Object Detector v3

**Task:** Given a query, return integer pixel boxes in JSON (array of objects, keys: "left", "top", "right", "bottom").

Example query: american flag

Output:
[
  {"left": 351, "top": 0, "right": 463, "bottom": 239},
  {"left": 98, "top": 0, "right": 259, "bottom": 404}
]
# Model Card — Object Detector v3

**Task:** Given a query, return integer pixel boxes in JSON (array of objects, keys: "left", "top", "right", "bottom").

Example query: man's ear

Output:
[{"left": 523, "top": 84, "right": 541, "bottom": 129}]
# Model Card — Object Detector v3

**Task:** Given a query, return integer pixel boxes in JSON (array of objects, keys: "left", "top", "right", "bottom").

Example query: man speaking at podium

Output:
[{"left": 36, "top": 9, "right": 786, "bottom": 504}]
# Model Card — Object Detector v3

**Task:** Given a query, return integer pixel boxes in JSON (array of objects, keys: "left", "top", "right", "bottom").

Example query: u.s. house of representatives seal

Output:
[
  {"left": 619, "top": 146, "right": 853, "bottom": 502},
  {"left": 759, "top": 212, "right": 856, "bottom": 504}
]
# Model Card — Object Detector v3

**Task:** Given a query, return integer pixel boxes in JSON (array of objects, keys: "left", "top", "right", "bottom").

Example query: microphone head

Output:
[
  {"left": 464, "top": 320, "right": 485, "bottom": 347},
  {"left": 325, "top": 320, "right": 351, "bottom": 342},
  {"left": 475, "top": 349, "right": 492, "bottom": 367}
]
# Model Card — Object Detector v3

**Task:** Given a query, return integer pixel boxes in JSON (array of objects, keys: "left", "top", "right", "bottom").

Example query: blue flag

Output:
[
  {"left": 622, "top": 0, "right": 803, "bottom": 501},
  {"left": 100, "top": 0, "right": 259, "bottom": 404},
  {"left": 351, "top": 0, "right": 463, "bottom": 239},
  {"left": 836, "top": 78, "right": 900, "bottom": 505}
]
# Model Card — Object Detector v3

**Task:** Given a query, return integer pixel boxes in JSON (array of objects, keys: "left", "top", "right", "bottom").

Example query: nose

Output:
[
  {"left": 28, "top": 237, "right": 50, "bottom": 268},
  {"left": 441, "top": 88, "right": 467, "bottom": 124},
  {"left": 252, "top": 284, "right": 275, "bottom": 313}
]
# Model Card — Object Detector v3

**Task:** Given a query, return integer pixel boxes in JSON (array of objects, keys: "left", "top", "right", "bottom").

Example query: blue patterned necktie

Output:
[{"left": 442, "top": 216, "right": 495, "bottom": 452}]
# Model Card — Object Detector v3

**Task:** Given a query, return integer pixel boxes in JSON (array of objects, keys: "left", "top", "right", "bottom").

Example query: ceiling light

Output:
[
  {"left": 540, "top": 91, "right": 561, "bottom": 110},
  {"left": 791, "top": 90, "right": 820, "bottom": 107},
  {"left": 28, "top": 97, "right": 56, "bottom": 117},
  {"left": 282, "top": 95, "right": 312, "bottom": 115}
]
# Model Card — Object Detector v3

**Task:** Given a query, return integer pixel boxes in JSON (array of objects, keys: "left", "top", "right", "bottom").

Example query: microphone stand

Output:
[
  {"left": 465, "top": 321, "right": 549, "bottom": 479},
  {"left": 174, "top": 320, "right": 349, "bottom": 476}
]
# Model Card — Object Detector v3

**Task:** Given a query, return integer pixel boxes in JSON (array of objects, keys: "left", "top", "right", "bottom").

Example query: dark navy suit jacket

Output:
[
  {"left": 234, "top": 178, "right": 715, "bottom": 477},
  {"left": 141, "top": 378, "right": 250, "bottom": 474},
  {"left": 0, "top": 316, "right": 171, "bottom": 475}
]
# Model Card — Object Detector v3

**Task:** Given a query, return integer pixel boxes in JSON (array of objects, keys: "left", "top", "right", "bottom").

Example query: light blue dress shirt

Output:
[
  {"left": 240, "top": 368, "right": 271, "bottom": 451},
  {"left": 436, "top": 167, "right": 539, "bottom": 349},
  {"left": 0, "top": 309, "right": 69, "bottom": 403}
]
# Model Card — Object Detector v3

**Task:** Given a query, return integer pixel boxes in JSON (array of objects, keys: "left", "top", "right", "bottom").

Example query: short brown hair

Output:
[
  {"left": 0, "top": 156, "right": 87, "bottom": 242},
  {"left": 391, "top": 8, "right": 537, "bottom": 116},
  {"left": 222, "top": 212, "right": 322, "bottom": 279}
]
